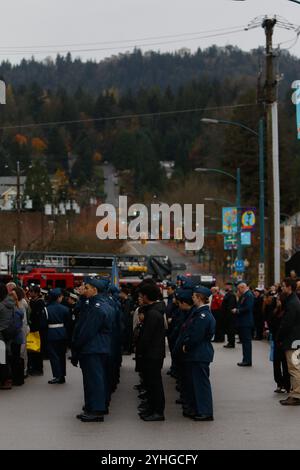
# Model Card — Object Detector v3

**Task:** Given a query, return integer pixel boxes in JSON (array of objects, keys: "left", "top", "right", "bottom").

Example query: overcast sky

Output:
[{"left": 1, "top": 0, "right": 300, "bottom": 63}]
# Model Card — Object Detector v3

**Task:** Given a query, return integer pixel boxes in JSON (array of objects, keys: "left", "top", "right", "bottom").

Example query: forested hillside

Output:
[{"left": 0, "top": 46, "right": 299, "bottom": 213}]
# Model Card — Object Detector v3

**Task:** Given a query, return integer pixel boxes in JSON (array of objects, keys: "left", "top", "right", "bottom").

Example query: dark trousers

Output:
[
  {"left": 185, "top": 361, "right": 213, "bottom": 416},
  {"left": 28, "top": 351, "right": 43, "bottom": 373},
  {"left": 212, "top": 309, "right": 225, "bottom": 341},
  {"left": 238, "top": 327, "right": 252, "bottom": 364},
  {"left": 224, "top": 314, "right": 236, "bottom": 346},
  {"left": 80, "top": 354, "right": 108, "bottom": 414},
  {"left": 11, "top": 343, "right": 24, "bottom": 386},
  {"left": 47, "top": 340, "right": 67, "bottom": 379},
  {"left": 143, "top": 358, "right": 165, "bottom": 415},
  {"left": 254, "top": 315, "right": 264, "bottom": 340},
  {"left": 0, "top": 349, "right": 12, "bottom": 385},
  {"left": 273, "top": 343, "right": 290, "bottom": 391},
  {"left": 123, "top": 316, "right": 133, "bottom": 353}
]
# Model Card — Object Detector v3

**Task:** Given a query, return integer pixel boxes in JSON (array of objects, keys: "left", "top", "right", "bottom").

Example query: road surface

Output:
[{"left": 1, "top": 341, "right": 299, "bottom": 450}]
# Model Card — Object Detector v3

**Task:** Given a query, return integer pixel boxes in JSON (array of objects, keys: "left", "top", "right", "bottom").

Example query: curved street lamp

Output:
[
  {"left": 195, "top": 166, "right": 242, "bottom": 272},
  {"left": 201, "top": 116, "right": 266, "bottom": 286}
]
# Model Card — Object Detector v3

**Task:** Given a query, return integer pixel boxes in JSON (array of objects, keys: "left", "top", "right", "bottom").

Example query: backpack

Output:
[{"left": 2, "top": 309, "right": 21, "bottom": 341}]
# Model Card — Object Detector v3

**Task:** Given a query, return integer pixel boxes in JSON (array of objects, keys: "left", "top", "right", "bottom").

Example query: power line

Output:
[
  {"left": 0, "top": 25, "right": 247, "bottom": 50},
  {"left": 0, "top": 28, "right": 247, "bottom": 56},
  {"left": 0, "top": 103, "right": 258, "bottom": 131}
]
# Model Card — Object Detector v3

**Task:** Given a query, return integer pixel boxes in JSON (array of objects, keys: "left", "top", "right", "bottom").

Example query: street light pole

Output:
[
  {"left": 16, "top": 161, "right": 21, "bottom": 250},
  {"left": 195, "top": 166, "right": 243, "bottom": 274},
  {"left": 258, "top": 118, "right": 265, "bottom": 286},
  {"left": 236, "top": 168, "right": 241, "bottom": 263},
  {"left": 201, "top": 117, "right": 265, "bottom": 286}
]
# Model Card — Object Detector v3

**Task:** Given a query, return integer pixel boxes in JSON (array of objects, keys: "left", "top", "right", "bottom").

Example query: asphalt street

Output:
[{"left": 1, "top": 341, "right": 299, "bottom": 450}]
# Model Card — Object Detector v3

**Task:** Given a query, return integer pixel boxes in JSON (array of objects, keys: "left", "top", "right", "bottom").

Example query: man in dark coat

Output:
[
  {"left": 222, "top": 282, "right": 237, "bottom": 348},
  {"left": 278, "top": 277, "right": 300, "bottom": 406},
  {"left": 253, "top": 288, "right": 265, "bottom": 340},
  {"left": 137, "top": 283, "right": 166, "bottom": 421},
  {"left": 232, "top": 281, "right": 254, "bottom": 367}
]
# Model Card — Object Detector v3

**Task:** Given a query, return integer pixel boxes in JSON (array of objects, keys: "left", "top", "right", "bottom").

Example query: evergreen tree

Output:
[{"left": 23, "top": 160, "right": 52, "bottom": 210}]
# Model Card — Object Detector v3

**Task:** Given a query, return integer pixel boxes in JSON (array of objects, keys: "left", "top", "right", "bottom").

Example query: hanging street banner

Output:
[
  {"left": 224, "top": 233, "right": 237, "bottom": 250},
  {"left": 222, "top": 207, "right": 237, "bottom": 234},
  {"left": 241, "top": 231, "right": 251, "bottom": 246},
  {"left": 292, "top": 80, "right": 300, "bottom": 140},
  {"left": 241, "top": 207, "right": 256, "bottom": 232}
]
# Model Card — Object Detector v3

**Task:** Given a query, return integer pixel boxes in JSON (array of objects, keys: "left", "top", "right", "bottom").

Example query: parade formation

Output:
[{"left": 1, "top": 271, "right": 300, "bottom": 427}]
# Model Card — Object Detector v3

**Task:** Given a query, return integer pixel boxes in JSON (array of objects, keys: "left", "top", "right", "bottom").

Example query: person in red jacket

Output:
[{"left": 211, "top": 287, "right": 224, "bottom": 342}]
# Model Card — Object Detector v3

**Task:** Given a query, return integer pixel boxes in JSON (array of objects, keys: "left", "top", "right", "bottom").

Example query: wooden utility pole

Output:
[{"left": 262, "top": 17, "right": 280, "bottom": 285}]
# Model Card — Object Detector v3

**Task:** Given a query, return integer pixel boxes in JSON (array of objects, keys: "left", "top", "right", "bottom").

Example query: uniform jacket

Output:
[
  {"left": 45, "top": 301, "right": 70, "bottom": 342},
  {"left": 236, "top": 290, "right": 254, "bottom": 328},
  {"left": 181, "top": 304, "right": 215, "bottom": 363},
  {"left": 72, "top": 294, "right": 112, "bottom": 357},
  {"left": 277, "top": 292, "right": 300, "bottom": 350}
]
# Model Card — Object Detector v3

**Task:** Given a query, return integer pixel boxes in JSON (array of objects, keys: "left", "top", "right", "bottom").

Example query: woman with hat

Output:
[{"left": 180, "top": 285, "right": 216, "bottom": 421}]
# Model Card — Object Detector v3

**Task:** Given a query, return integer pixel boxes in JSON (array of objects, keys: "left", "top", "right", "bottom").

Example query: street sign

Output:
[
  {"left": 241, "top": 207, "right": 256, "bottom": 231},
  {"left": 241, "top": 231, "right": 251, "bottom": 246},
  {"left": 258, "top": 263, "right": 265, "bottom": 274},
  {"left": 235, "top": 259, "right": 245, "bottom": 273},
  {"left": 222, "top": 207, "right": 237, "bottom": 234}
]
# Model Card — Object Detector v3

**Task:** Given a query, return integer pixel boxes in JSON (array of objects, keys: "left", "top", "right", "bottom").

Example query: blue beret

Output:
[
  {"left": 182, "top": 279, "right": 195, "bottom": 290},
  {"left": 177, "top": 275, "right": 187, "bottom": 282},
  {"left": 48, "top": 288, "right": 62, "bottom": 299},
  {"left": 193, "top": 285, "right": 212, "bottom": 297},
  {"left": 84, "top": 277, "right": 105, "bottom": 290},
  {"left": 175, "top": 288, "right": 193, "bottom": 302}
]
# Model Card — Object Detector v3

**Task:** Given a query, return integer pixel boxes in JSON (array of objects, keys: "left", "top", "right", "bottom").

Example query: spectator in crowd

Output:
[
  {"left": 267, "top": 291, "right": 290, "bottom": 394},
  {"left": 278, "top": 278, "right": 300, "bottom": 406},
  {"left": 222, "top": 281, "right": 237, "bottom": 349},
  {"left": 210, "top": 286, "right": 224, "bottom": 343},
  {"left": 232, "top": 281, "right": 254, "bottom": 367}
]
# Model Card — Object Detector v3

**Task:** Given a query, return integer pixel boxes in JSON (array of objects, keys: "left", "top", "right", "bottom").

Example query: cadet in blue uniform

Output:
[
  {"left": 172, "top": 288, "right": 196, "bottom": 412},
  {"left": 46, "top": 288, "right": 70, "bottom": 384},
  {"left": 233, "top": 281, "right": 254, "bottom": 367},
  {"left": 181, "top": 286, "right": 216, "bottom": 421},
  {"left": 71, "top": 278, "right": 112, "bottom": 423}
]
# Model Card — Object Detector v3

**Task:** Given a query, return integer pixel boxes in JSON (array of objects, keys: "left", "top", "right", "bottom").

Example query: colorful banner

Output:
[
  {"left": 224, "top": 233, "right": 237, "bottom": 251},
  {"left": 222, "top": 207, "right": 237, "bottom": 234},
  {"left": 241, "top": 231, "right": 251, "bottom": 246},
  {"left": 241, "top": 207, "right": 256, "bottom": 232}
]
